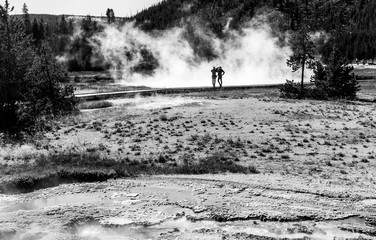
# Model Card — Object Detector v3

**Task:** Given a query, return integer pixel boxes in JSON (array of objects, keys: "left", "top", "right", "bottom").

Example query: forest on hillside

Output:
[
  {"left": 134, "top": 0, "right": 376, "bottom": 62},
  {"left": 13, "top": 0, "right": 376, "bottom": 73}
]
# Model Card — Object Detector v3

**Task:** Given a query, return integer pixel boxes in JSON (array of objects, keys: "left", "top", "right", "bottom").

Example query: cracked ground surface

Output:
[{"left": 0, "top": 175, "right": 376, "bottom": 239}]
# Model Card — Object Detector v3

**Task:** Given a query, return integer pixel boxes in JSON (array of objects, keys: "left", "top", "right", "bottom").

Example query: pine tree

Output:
[
  {"left": 59, "top": 15, "right": 68, "bottom": 34},
  {"left": 38, "top": 18, "right": 45, "bottom": 41},
  {"left": 311, "top": 47, "right": 360, "bottom": 100},
  {"left": 286, "top": 0, "right": 316, "bottom": 97},
  {"left": 0, "top": 0, "right": 35, "bottom": 132},
  {"left": 22, "top": 3, "right": 31, "bottom": 34},
  {"left": 26, "top": 43, "right": 76, "bottom": 119},
  {"left": 31, "top": 18, "right": 41, "bottom": 44},
  {"left": 0, "top": 1, "right": 77, "bottom": 134}
]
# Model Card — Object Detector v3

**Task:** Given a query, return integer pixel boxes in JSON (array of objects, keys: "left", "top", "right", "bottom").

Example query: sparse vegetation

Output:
[{"left": 0, "top": 149, "right": 258, "bottom": 193}]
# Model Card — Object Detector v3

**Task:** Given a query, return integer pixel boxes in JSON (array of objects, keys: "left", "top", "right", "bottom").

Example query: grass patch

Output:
[
  {"left": 160, "top": 114, "right": 168, "bottom": 121},
  {"left": 175, "top": 151, "right": 259, "bottom": 175},
  {"left": 0, "top": 151, "right": 258, "bottom": 193},
  {"left": 79, "top": 100, "right": 113, "bottom": 110},
  {"left": 227, "top": 138, "right": 244, "bottom": 148}
]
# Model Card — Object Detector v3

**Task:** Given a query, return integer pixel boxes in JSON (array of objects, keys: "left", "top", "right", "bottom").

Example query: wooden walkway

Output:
[{"left": 75, "top": 84, "right": 285, "bottom": 101}]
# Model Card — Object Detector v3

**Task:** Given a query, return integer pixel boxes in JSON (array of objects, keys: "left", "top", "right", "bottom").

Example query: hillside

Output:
[
  {"left": 132, "top": 0, "right": 376, "bottom": 61},
  {"left": 10, "top": 0, "right": 376, "bottom": 74},
  {"left": 132, "top": 0, "right": 275, "bottom": 32}
]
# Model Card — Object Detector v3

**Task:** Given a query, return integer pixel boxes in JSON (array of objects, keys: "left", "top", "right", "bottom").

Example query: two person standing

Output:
[{"left": 211, "top": 66, "right": 225, "bottom": 88}]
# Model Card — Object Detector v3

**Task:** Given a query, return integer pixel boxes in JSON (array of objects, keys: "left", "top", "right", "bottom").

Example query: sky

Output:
[{"left": 9, "top": 0, "right": 162, "bottom": 17}]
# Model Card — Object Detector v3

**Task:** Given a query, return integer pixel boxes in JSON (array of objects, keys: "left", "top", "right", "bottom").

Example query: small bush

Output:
[
  {"left": 188, "top": 134, "right": 199, "bottom": 141},
  {"left": 281, "top": 154, "right": 290, "bottom": 160},
  {"left": 157, "top": 154, "right": 168, "bottom": 163},
  {"left": 160, "top": 114, "right": 168, "bottom": 121},
  {"left": 227, "top": 138, "right": 244, "bottom": 148},
  {"left": 202, "top": 133, "right": 212, "bottom": 143},
  {"left": 280, "top": 80, "right": 302, "bottom": 99}
]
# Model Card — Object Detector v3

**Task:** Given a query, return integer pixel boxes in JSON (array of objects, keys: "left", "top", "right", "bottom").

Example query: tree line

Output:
[
  {"left": 0, "top": 0, "right": 76, "bottom": 135},
  {"left": 19, "top": 5, "right": 127, "bottom": 72}
]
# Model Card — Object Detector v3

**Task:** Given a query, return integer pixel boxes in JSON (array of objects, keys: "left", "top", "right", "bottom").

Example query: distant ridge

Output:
[{"left": 13, "top": 14, "right": 128, "bottom": 24}]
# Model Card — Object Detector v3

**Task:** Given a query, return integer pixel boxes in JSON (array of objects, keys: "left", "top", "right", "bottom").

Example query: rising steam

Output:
[{"left": 90, "top": 15, "right": 297, "bottom": 88}]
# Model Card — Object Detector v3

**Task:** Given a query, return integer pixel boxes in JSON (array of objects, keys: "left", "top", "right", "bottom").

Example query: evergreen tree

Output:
[
  {"left": 311, "top": 47, "right": 360, "bottom": 99},
  {"left": 26, "top": 43, "right": 76, "bottom": 120},
  {"left": 0, "top": 0, "right": 35, "bottom": 132},
  {"left": 59, "top": 15, "right": 68, "bottom": 34},
  {"left": 38, "top": 18, "right": 45, "bottom": 40},
  {"left": 22, "top": 3, "right": 30, "bottom": 34},
  {"left": 286, "top": 0, "right": 316, "bottom": 97},
  {"left": 0, "top": 0, "right": 76, "bottom": 134},
  {"left": 68, "top": 19, "right": 74, "bottom": 34},
  {"left": 31, "top": 18, "right": 41, "bottom": 44}
]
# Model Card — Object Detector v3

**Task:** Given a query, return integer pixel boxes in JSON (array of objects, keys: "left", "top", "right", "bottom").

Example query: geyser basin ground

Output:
[
  {"left": 0, "top": 176, "right": 375, "bottom": 240},
  {"left": 1, "top": 87, "right": 376, "bottom": 239}
]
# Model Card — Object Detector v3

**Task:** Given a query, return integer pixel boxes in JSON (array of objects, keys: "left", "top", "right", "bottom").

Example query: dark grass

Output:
[{"left": 0, "top": 151, "right": 258, "bottom": 194}]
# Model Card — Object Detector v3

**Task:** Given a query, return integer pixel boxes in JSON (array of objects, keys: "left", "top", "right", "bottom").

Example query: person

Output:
[
  {"left": 217, "top": 66, "right": 225, "bottom": 88},
  {"left": 211, "top": 67, "right": 217, "bottom": 88}
]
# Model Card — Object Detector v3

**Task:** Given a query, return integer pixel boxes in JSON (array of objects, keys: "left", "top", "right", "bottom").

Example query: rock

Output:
[
  {"left": 99, "top": 217, "right": 134, "bottom": 226},
  {"left": 126, "top": 193, "right": 140, "bottom": 198},
  {"left": 193, "top": 206, "right": 207, "bottom": 213}
]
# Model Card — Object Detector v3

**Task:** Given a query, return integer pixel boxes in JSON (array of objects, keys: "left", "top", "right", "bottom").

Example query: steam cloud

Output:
[{"left": 90, "top": 15, "right": 298, "bottom": 88}]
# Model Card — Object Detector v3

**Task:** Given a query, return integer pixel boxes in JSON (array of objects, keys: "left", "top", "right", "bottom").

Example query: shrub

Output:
[
  {"left": 280, "top": 80, "right": 303, "bottom": 99},
  {"left": 311, "top": 48, "right": 359, "bottom": 100},
  {"left": 188, "top": 134, "right": 199, "bottom": 141},
  {"left": 160, "top": 114, "right": 168, "bottom": 121},
  {"left": 281, "top": 47, "right": 360, "bottom": 100}
]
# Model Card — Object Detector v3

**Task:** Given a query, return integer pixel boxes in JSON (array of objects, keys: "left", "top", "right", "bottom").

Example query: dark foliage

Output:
[
  {"left": 281, "top": 48, "right": 360, "bottom": 100},
  {"left": 335, "top": 0, "right": 376, "bottom": 61},
  {"left": 279, "top": 80, "right": 303, "bottom": 99},
  {"left": 24, "top": 44, "right": 77, "bottom": 126},
  {"left": 0, "top": 1, "right": 77, "bottom": 134},
  {"left": 67, "top": 15, "right": 100, "bottom": 71},
  {"left": 310, "top": 48, "right": 360, "bottom": 100}
]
